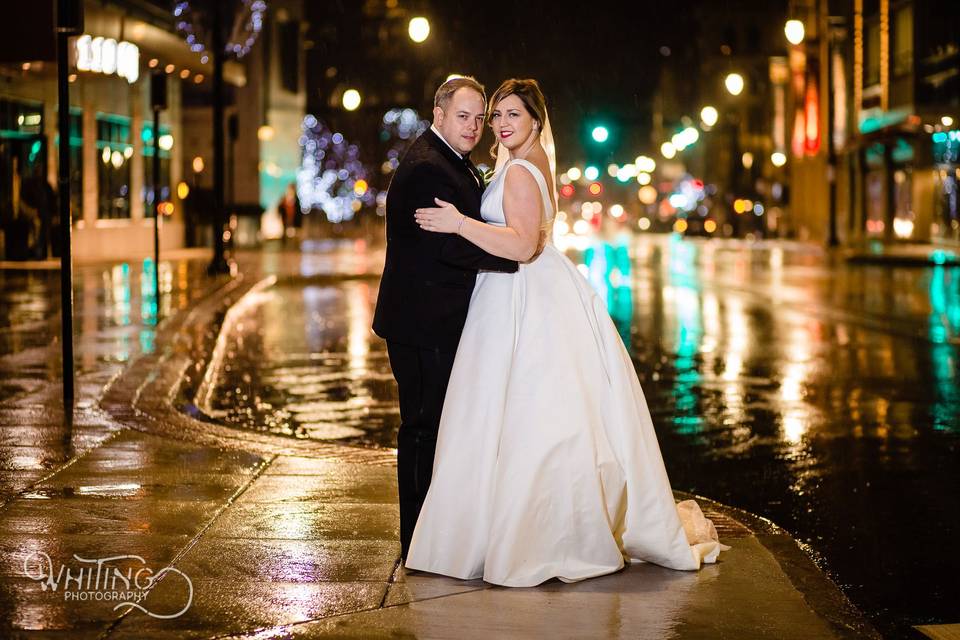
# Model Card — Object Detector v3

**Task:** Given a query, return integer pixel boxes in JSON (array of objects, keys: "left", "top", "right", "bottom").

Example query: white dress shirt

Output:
[{"left": 430, "top": 125, "right": 463, "bottom": 159}]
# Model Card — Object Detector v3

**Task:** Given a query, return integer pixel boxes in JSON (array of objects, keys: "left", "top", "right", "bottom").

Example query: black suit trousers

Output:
[{"left": 386, "top": 341, "right": 457, "bottom": 559}]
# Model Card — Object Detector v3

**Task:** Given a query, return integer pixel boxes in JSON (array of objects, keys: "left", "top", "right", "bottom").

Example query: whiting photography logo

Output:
[{"left": 22, "top": 551, "right": 193, "bottom": 619}]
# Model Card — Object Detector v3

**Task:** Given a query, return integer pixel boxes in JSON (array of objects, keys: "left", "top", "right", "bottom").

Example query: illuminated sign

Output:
[{"left": 75, "top": 35, "right": 140, "bottom": 84}]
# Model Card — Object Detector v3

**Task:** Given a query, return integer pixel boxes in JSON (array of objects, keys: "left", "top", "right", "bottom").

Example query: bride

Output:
[{"left": 408, "top": 78, "right": 727, "bottom": 587}]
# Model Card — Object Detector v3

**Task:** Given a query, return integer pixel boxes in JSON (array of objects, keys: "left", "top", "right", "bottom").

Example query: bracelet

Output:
[{"left": 457, "top": 214, "right": 466, "bottom": 235}]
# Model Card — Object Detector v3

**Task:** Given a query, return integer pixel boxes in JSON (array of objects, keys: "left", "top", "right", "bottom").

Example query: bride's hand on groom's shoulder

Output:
[{"left": 415, "top": 198, "right": 466, "bottom": 234}]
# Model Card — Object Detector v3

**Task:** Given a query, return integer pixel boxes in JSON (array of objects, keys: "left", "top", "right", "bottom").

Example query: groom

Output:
[{"left": 373, "top": 76, "right": 518, "bottom": 559}]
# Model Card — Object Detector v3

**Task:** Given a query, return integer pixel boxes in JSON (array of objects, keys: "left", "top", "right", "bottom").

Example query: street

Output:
[
  {"left": 190, "top": 236, "right": 960, "bottom": 637},
  {"left": 0, "top": 237, "right": 957, "bottom": 638}
]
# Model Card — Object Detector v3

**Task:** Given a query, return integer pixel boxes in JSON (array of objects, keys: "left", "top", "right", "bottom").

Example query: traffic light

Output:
[
  {"left": 560, "top": 184, "right": 575, "bottom": 199},
  {"left": 588, "top": 182, "right": 603, "bottom": 196},
  {"left": 591, "top": 126, "right": 609, "bottom": 143}
]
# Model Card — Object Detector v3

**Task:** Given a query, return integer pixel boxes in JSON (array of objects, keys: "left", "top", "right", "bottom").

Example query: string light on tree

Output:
[
  {"left": 172, "top": 1, "right": 266, "bottom": 58},
  {"left": 297, "top": 114, "right": 376, "bottom": 223}
]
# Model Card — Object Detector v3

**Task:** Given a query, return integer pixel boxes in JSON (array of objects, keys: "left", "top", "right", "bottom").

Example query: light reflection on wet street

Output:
[
  {"left": 204, "top": 236, "right": 959, "bottom": 636},
  {"left": 0, "top": 258, "right": 212, "bottom": 500}
]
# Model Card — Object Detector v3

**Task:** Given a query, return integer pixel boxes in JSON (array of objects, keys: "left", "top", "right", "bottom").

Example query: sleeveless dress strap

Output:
[{"left": 503, "top": 159, "right": 554, "bottom": 220}]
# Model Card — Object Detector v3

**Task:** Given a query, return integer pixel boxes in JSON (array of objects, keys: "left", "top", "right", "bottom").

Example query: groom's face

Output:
[{"left": 433, "top": 88, "right": 485, "bottom": 156}]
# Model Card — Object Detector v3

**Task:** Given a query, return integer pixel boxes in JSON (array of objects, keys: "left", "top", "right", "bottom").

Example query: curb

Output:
[
  {"left": 97, "top": 269, "right": 396, "bottom": 465},
  {"left": 678, "top": 491, "right": 882, "bottom": 640}
]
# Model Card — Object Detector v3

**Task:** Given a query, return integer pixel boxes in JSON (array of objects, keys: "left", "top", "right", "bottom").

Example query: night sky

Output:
[{"left": 302, "top": 0, "right": 734, "bottom": 169}]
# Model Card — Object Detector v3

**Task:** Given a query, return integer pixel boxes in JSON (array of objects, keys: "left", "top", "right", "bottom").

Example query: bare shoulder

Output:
[{"left": 503, "top": 162, "right": 540, "bottom": 195}]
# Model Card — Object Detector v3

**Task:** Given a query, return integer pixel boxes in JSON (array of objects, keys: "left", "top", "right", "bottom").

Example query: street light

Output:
[
  {"left": 942, "top": 115, "right": 955, "bottom": 128},
  {"left": 635, "top": 155, "right": 656, "bottom": 172},
  {"left": 700, "top": 105, "right": 719, "bottom": 127},
  {"left": 784, "top": 19, "right": 805, "bottom": 45},
  {"left": 660, "top": 141, "right": 677, "bottom": 159},
  {"left": 725, "top": 72, "right": 745, "bottom": 96},
  {"left": 771, "top": 151, "right": 787, "bottom": 167},
  {"left": 342, "top": 88, "right": 362, "bottom": 111},
  {"left": 408, "top": 17, "right": 430, "bottom": 43}
]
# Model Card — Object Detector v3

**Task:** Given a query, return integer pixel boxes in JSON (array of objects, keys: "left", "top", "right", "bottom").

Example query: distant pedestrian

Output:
[{"left": 278, "top": 182, "right": 302, "bottom": 244}]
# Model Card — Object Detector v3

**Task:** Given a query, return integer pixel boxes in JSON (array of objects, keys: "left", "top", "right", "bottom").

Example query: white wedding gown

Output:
[{"left": 405, "top": 159, "right": 727, "bottom": 587}]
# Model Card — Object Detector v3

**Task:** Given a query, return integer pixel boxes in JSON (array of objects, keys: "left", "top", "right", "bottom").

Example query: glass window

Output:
[
  {"left": 933, "top": 170, "right": 959, "bottom": 243},
  {"left": 55, "top": 109, "right": 84, "bottom": 222},
  {"left": 1, "top": 98, "right": 48, "bottom": 260},
  {"left": 141, "top": 123, "right": 171, "bottom": 218},
  {"left": 865, "top": 20, "right": 881, "bottom": 86},
  {"left": 892, "top": 6, "right": 913, "bottom": 77},
  {"left": 0, "top": 98, "right": 43, "bottom": 136},
  {"left": 52, "top": 108, "right": 84, "bottom": 222},
  {"left": 96, "top": 115, "right": 132, "bottom": 219}
]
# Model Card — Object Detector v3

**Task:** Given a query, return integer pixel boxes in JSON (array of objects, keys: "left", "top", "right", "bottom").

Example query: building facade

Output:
[
  {"left": 789, "top": 0, "right": 960, "bottom": 246},
  {"left": 0, "top": 0, "right": 287, "bottom": 262}
]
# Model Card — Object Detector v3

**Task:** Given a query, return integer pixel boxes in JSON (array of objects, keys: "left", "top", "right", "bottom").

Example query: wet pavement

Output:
[
  {"left": 0, "top": 236, "right": 955, "bottom": 637},
  {"left": 0, "top": 252, "right": 220, "bottom": 504},
  {"left": 188, "top": 236, "right": 960, "bottom": 638}
]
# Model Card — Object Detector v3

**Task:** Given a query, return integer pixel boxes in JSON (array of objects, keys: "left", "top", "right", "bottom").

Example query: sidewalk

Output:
[{"left": 0, "top": 244, "right": 879, "bottom": 639}]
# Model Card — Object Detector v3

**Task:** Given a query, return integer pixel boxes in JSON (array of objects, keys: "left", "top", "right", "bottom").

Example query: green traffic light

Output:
[{"left": 591, "top": 126, "right": 609, "bottom": 143}]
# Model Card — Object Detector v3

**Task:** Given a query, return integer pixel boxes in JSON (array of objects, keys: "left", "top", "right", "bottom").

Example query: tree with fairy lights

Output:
[
  {"left": 172, "top": 0, "right": 267, "bottom": 272},
  {"left": 297, "top": 115, "right": 376, "bottom": 224}
]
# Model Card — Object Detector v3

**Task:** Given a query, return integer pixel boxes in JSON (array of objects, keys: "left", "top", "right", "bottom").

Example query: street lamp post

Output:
[
  {"left": 150, "top": 72, "right": 167, "bottom": 312},
  {"left": 207, "top": 0, "right": 230, "bottom": 275},
  {"left": 724, "top": 72, "right": 744, "bottom": 237},
  {"left": 55, "top": 0, "right": 83, "bottom": 412}
]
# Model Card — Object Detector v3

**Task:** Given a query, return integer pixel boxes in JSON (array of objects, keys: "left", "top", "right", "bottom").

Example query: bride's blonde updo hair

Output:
[{"left": 486, "top": 78, "right": 547, "bottom": 160}]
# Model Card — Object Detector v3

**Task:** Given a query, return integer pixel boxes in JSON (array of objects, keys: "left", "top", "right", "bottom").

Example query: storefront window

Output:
[
  {"left": 933, "top": 170, "right": 959, "bottom": 243},
  {"left": 56, "top": 109, "right": 83, "bottom": 222},
  {"left": 892, "top": 168, "right": 914, "bottom": 239},
  {"left": 96, "top": 115, "right": 132, "bottom": 220},
  {"left": 864, "top": 143, "right": 885, "bottom": 237},
  {"left": 141, "top": 123, "right": 171, "bottom": 218},
  {"left": 932, "top": 131, "right": 959, "bottom": 244},
  {"left": 1, "top": 98, "right": 48, "bottom": 260}
]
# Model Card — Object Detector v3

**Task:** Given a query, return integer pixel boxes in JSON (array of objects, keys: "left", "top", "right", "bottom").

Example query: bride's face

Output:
[{"left": 489, "top": 94, "right": 538, "bottom": 151}]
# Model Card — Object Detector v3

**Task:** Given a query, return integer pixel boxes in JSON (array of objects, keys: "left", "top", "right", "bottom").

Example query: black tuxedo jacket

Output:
[{"left": 373, "top": 128, "right": 518, "bottom": 352}]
